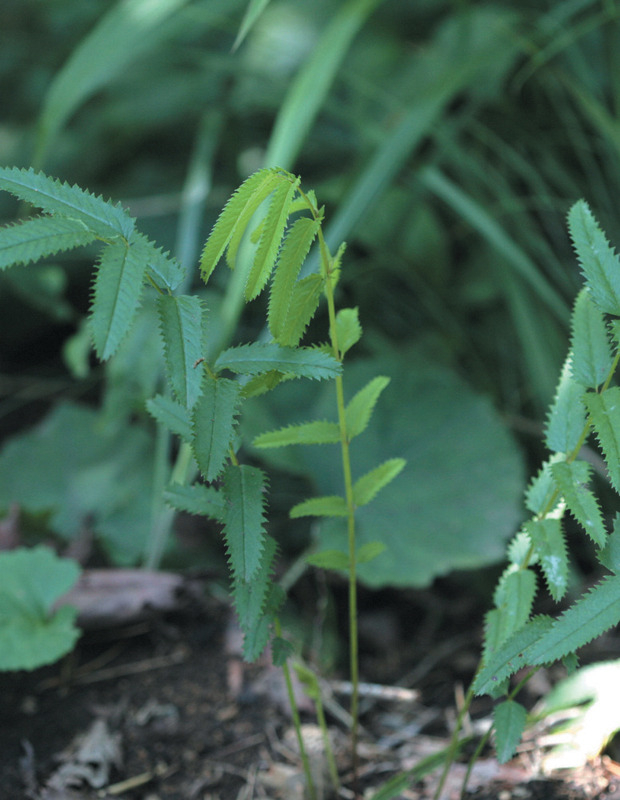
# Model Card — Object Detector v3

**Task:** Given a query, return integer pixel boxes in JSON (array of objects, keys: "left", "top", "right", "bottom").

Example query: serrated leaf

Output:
[
  {"left": 335, "top": 307, "right": 362, "bottom": 357},
  {"left": 163, "top": 482, "right": 225, "bottom": 522},
  {"left": 345, "top": 376, "right": 390, "bottom": 440},
  {"left": 551, "top": 460, "right": 606, "bottom": 548},
  {"left": 0, "top": 216, "right": 96, "bottom": 270},
  {"left": 273, "top": 272, "right": 324, "bottom": 347},
  {"left": 570, "top": 288, "right": 614, "bottom": 388},
  {"left": 357, "top": 541, "right": 386, "bottom": 563},
  {"left": 215, "top": 342, "right": 341, "bottom": 380},
  {"left": 89, "top": 240, "right": 147, "bottom": 360},
  {"left": 306, "top": 549, "right": 349, "bottom": 570},
  {"left": 222, "top": 464, "right": 268, "bottom": 583},
  {"left": 0, "top": 546, "right": 81, "bottom": 671},
  {"left": 353, "top": 458, "right": 406, "bottom": 507},
  {"left": 474, "top": 615, "right": 554, "bottom": 696},
  {"left": 268, "top": 215, "right": 321, "bottom": 342},
  {"left": 271, "top": 635, "right": 295, "bottom": 667},
  {"left": 527, "top": 574, "right": 620, "bottom": 665},
  {"left": 130, "top": 231, "right": 184, "bottom": 292},
  {"left": 199, "top": 169, "right": 282, "bottom": 282},
  {"left": 146, "top": 394, "right": 192, "bottom": 442},
  {"left": 253, "top": 420, "right": 340, "bottom": 448},
  {"left": 241, "top": 371, "right": 288, "bottom": 399},
  {"left": 507, "top": 530, "right": 535, "bottom": 568},
  {"left": 290, "top": 495, "right": 348, "bottom": 518},
  {"left": 568, "top": 200, "right": 620, "bottom": 316},
  {"left": 525, "top": 518, "right": 568, "bottom": 601},
  {"left": 525, "top": 455, "right": 564, "bottom": 515},
  {"left": 584, "top": 388, "right": 620, "bottom": 493},
  {"left": 191, "top": 374, "right": 242, "bottom": 482},
  {"left": 494, "top": 700, "right": 527, "bottom": 763},
  {"left": 492, "top": 565, "right": 537, "bottom": 642},
  {"left": 0, "top": 166, "right": 134, "bottom": 239},
  {"left": 599, "top": 514, "right": 620, "bottom": 572},
  {"left": 245, "top": 176, "right": 300, "bottom": 300},
  {"left": 545, "top": 357, "right": 587, "bottom": 454},
  {"left": 157, "top": 294, "right": 204, "bottom": 409}
]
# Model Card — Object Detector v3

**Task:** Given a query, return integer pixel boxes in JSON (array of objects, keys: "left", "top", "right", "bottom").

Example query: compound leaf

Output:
[
  {"left": 568, "top": 200, "right": 620, "bottom": 317},
  {"left": 353, "top": 458, "right": 406, "bottom": 507},
  {"left": 222, "top": 464, "right": 268, "bottom": 583},
  {"left": 254, "top": 420, "right": 340, "bottom": 448},
  {"left": 245, "top": 175, "right": 300, "bottom": 300},
  {"left": 570, "top": 288, "right": 614, "bottom": 388},
  {"left": 551, "top": 460, "right": 606, "bottom": 548},
  {"left": 0, "top": 166, "right": 134, "bottom": 239},
  {"left": 191, "top": 374, "right": 242, "bottom": 482},
  {"left": 215, "top": 342, "right": 341, "bottom": 380},
  {"left": 0, "top": 216, "right": 95, "bottom": 270},
  {"left": 90, "top": 240, "right": 147, "bottom": 360},
  {"left": 345, "top": 376, "right": 390, "bottom": 440},
  {"left": 584, "top": 388, "right": 620, "bottom": 494},
  {"left": 157, "top": 294, "right": 204, "bottom": 409}
]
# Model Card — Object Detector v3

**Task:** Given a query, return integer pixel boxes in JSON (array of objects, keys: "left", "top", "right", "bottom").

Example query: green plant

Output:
[
  {"left": 432, "top": 200, "right": 620, "bottom": 799},
  {"left": 0, "top": 164, "right": 406, "bottom": 790}
]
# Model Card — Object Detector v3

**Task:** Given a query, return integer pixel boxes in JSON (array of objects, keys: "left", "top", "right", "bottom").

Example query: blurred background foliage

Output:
[{"left": 1, "top": 0, "right": 619, "bottom": 587}]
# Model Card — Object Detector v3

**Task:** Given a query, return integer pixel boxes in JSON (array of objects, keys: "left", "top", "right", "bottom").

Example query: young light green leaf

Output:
[
  {"left": 200, "top": 168, "right": 282, "bottom": 282},
  {"left": 215, "top": 342, "right": 342, "bottom": 380},
  {"left": 163, "top": 483, "right": 225, "bottom": 522},
  {"left": 545, "top": 357, "right": 587, "bottom": 454},
  {"left": 89, "top": 240, "right": 147, "bottom": 360},
  {"left": 245, "top": 176, "right": 300, "bottom": 300},
  {"left": 570, "top": 288, "right": 614, "bottom": 388},
  {"left": 551, "top": 460, "right": 606, "bottom": 548},
  {"left": 222, "top": 464, "right": 268, "bottom": 583},
  {"left": 157, "top": 294, "right": 204, "bottom": 409},
  {"left": 507, "top": 530, "right": 536, "bottom": 568},
  {"left": 290, "top": 495, "right": 348, "bottom": 518},
  {"left": 191, "top": 374, "right": 242, "bottom": 482},
  {"left": 268, "top": 215, "right": 321, "bottom": 342},
  {"left": 306, "top": 550, "right": 349, "bottom": 570},
  {"left": 474, "top": 615, "right": 554, "bottom": 696},
  {"left": 527, "top": 574, "right": 620, "bottom": 666},
  {"left": 352, "top": 458, "right": 406, "bottom": 507},
  {"left": 0, "top": 216, "right": 96, "bottom": 270},
  {"left": 494, "top": 700, "right": 528, "bottom": 763},
  {"left": 271, "top": 272, "right": 324, "bottom": 347},
  {"left": 0, "top": 166, "right": 134, "bottom": 239},
  {"left": 356, "top": 541, "right": 386, "bottom": 564},
  {"left": 335, "top": 307, "right": 362, "bottom": 357},
  {"left": 524, "top": 518, "right": 568, "bottom": 601},
  {"left": 146, "top": 394, "right": 192, "bottom": 442},
  {"left": 584, "top": 388, "right": 620, "bottom": 494},
  {"left": 492, "top": 565, "right": 537, "bottom": 643},
  {"left": 568, "top": 200, "right": 620, "bottom": 316},
  {"left": 253, "top": 420, "right": 340, "bottom": 448},
  {"left": 345, "top": 376, "right": 390, "bottom": 440}
]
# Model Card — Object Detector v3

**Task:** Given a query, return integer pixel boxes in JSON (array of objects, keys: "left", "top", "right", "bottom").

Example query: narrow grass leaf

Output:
[
  {"left": 584, "top": 388, "right": 620, "bottom": 493},
  {"left": 163, "top": 483, "right": 225, "bottom": 523},
  {"left": 570, "top": 289, "right": 614, "bottom": 388},
  {"left": 527, "top": 574, "right": 620, "bottom": 665},
  {"left": 551, "top": 460, "right": 606, "bottom": 548},
  {"left": 254, "top": 420, "right": 340, "bottom": 448},
  {"left": 200, "top": 169, "right": 281, "bottom": 282},
  {"left": 545, "top": 357, "right": 587, "bottom": 453},
  {"left": 89, "top": 240, "right": 147, "bottom": 360},
  {"left": 0, "top": 216, "right": 95, "bottom": 270},
  {"left": 245, "top": 177, "right": 300, "bottom": 300},
  {"left": 157, "top": 294, "right": 204, "bottom": 409},
  {"left": 232, "top": 0, "right": 271, "bottom": 51},
  {"left": 222, "top": 464, "right": 267, "bottom": 583},
  {"left": 474, "top": 615, "right": 554, "bottom": 696},
  {"left": 494, "top": 700, "right": 528, "bottom": 763},
  {"left": 215, "top": 342, "right": 341, "bottom": 379},
  {"left": 352, "top": 458, "right": 406, "bottom": 507},
  {"left": 146, "top": 394, "right": 192, "bottom": 442},
  {"left": 191, "top": 374, "right": 241, "bottom": 482},
  {"left": 290, "top": 495, "right": 348, "bottom": 518},
  {"left": 524, "top": 519, "right": 568, "bottom": 601},
  {"left": 0, "top": 166, "right": 134, "bottom": 239},
  {"left": 268, "top": 215, "right": 321, "bottom": 342},
  {"left": 345, "top": 376, "right": 390, "bottom": 440},
  {"left": 568, "top": 200, "right": 620, "bottom": 316}
]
